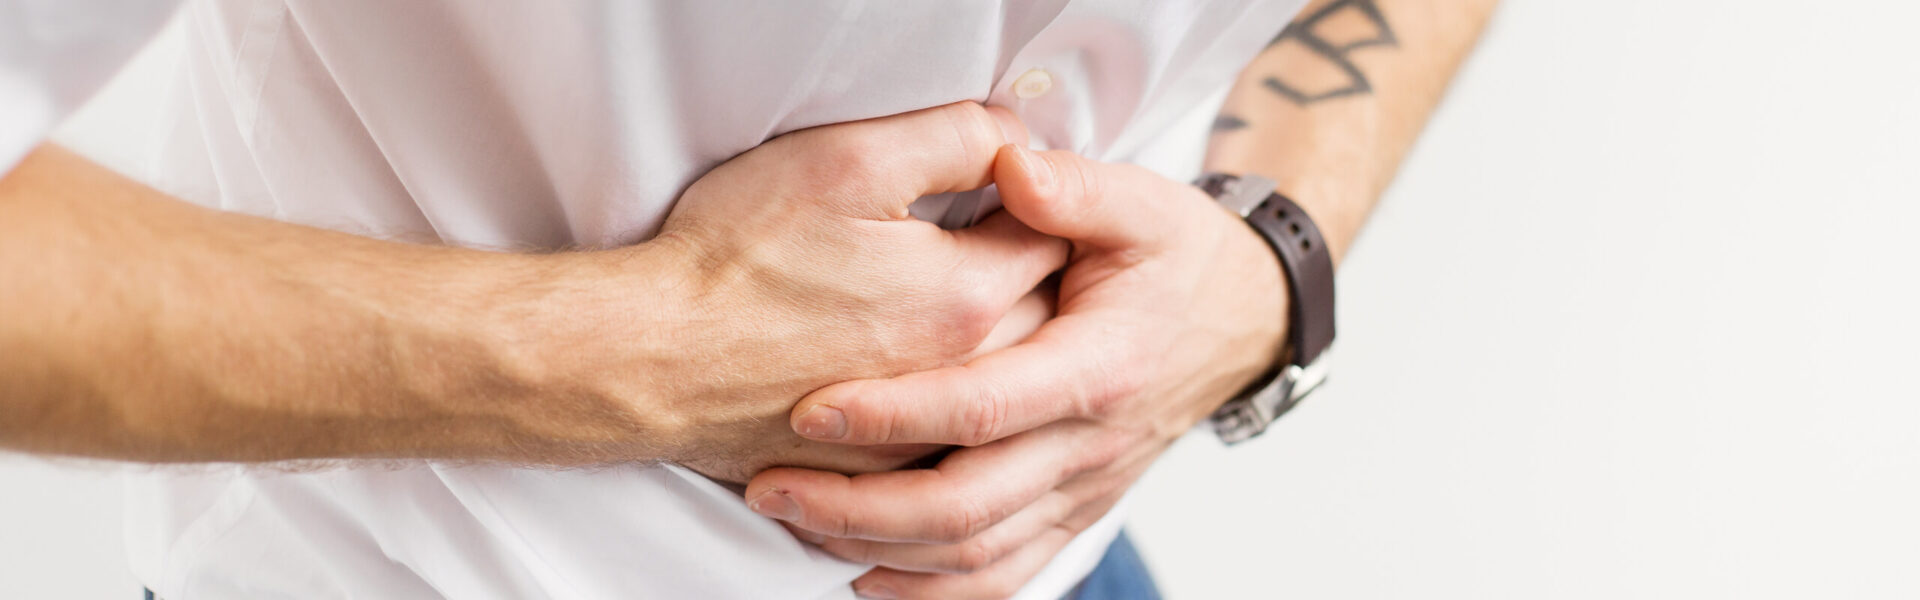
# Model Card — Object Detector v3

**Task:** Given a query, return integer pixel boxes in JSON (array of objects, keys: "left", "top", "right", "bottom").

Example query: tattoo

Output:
[
  {"left": 1212, "top": 114, "right": 1250, "bottom": 132},
  {"left": 1263, "top": 0, "right": 1397, "bottom": 106}
]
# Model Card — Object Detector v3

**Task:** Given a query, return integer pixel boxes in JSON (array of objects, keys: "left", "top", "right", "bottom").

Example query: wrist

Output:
[
  {"left": 1193, "top": 172, "right": 1338, "bottom": 442},
  {"left": 1216, "top": 205, "right": 1292, "bottom": 391}
]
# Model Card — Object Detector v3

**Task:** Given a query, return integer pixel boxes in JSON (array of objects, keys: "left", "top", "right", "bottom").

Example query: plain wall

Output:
[{"left": 5, "top": 0, "right": 1918, "bottom": 597}]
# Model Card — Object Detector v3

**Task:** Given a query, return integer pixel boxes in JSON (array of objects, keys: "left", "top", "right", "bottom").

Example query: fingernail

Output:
[
  {"left": 1017, "top": 146, "right": 1053, "bottom": 189},
  {"left": 748, "top": 488, "right": 801, "bottom": 522},
  {"left": 795, "top": 405, "right": 848, "bottom": 440},
  {"left": 855, "top": 582, "right": 899, "bottom": 600}
]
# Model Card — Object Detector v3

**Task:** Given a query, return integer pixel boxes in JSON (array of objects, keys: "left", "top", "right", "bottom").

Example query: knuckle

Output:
[
  {"left": 824, "top": 130, "right": 888, "bottom": 167},
  {"left": 942, "top": 281, "right": 1001, "bottom": 347},
  {"left": 1081, "top": 348, "right": 1149, "bottom": 417},
  {"left": 960, "top": 381, "right": 1010, "bottom": 446},
  {"left": 1075, "top": 379, "right": 1115, "bottom": 419},
  {"left": 1075, "top": 160, "right": 1108, "bottom": 202},
  {"left": 1081, "top": 381, "right": 1122, "bottom": 418},
  {"left": 950, "top": 539, "right": 999, "bottom": 574},
  {"left": 937, "top": 495, "right": 994, "bottom": 543},
  {"left": 1048, "top": 150, "right": 1102, "bottom": 199},
  {"left": 939, "top": 102, "right": 1003, "bottom": 164},
  {"left": 818, "top": 507, "right": 858, "bottom": 540},
  {"left": 871, "top": 399, "right": 907, "bottom": 446},
  {"left": 934, "top": 514, "right": 973, "bottom": 544},
  {"left": 809, "top": 133, "right": 890, "bottom": 193}
]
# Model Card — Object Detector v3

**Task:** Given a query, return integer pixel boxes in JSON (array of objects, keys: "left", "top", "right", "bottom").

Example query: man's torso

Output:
[{"left": 126, "top": 1, "right": 1305, "bottom": 597}]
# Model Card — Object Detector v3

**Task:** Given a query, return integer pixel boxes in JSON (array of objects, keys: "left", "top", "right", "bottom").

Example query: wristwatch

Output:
[{"left": 1195, "top": 173, "right": 1337, "bottom": 444}]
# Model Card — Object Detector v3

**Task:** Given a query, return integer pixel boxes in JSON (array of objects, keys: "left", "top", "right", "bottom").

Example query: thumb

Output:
[
  {"left": 780, "top": 102, "right": 1029, "bottom": 220},
  {"left": 992, "top": 146, "right": 1179, "bottom": 250}
]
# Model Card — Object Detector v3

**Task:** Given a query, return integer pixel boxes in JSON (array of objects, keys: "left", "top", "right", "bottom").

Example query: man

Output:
[{"left": 0, "top": 0, "right": 1496, "bottom": 597}]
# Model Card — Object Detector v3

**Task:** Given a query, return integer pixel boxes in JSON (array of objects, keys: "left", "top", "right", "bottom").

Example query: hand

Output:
[
  {"left": 741, "top": 146, "right": 1291, "bottom": 598},
  {"left": 521, "top": 103, "right": 1066, "bottom": 483}
]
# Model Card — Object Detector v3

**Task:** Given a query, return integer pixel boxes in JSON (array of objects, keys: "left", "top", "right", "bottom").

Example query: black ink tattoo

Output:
[
  {"left": 1264, "top": 0, "right": 1397, "bottom": 106},
  {"left": 1212, "top": 114, "right": 1250, "bottom": 132}
]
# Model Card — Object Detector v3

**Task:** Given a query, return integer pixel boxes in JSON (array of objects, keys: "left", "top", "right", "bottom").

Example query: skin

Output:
[
  {"left": 0, "top": 1, "right": 1496, "bottom": 597},
  {"left": 0, "top": 103, "right": 1059, "bottom": 483},
  {"left": 743, "top": 1, "right": 1505, "bottom": 597}
]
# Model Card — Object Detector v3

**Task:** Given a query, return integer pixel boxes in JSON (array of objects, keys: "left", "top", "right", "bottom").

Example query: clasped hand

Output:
[{"left": 679, "top": 104, "right": 1292, "bottom": 598}]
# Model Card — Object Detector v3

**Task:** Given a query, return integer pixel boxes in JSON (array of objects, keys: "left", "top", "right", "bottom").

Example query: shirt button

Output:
[{"left": 1012, "top": 68, "right": 1054, "bottom": 99}]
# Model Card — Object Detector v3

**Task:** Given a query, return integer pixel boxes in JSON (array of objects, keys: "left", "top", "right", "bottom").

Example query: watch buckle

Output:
[
  {"left": 1218, "top": 174, "right": 1280, "bottom": 218},
  {"left": 1212, "top": 353, "right": 1330, "bottom": 445}
]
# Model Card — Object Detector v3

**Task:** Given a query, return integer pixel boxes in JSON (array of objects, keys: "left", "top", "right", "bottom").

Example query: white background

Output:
[{"left": 5, "top": 0, "right": 1918, "bottom": 597}]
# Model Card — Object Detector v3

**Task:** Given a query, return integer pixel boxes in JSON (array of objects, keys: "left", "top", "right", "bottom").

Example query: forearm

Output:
[
  {"left": 1207, "top": 0, "right": 1499, "bottom": 264},
  {"left": 0, "top": 145, "right": 670, "bottom": 464}
]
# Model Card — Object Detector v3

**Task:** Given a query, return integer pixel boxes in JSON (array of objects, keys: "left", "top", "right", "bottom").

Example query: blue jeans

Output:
[
  {"left": 1068, "top": 530, "right": 1163, "bottom": 600},
  {"left": 144, "top": 531, "right": 1163, "bottom": 600}
]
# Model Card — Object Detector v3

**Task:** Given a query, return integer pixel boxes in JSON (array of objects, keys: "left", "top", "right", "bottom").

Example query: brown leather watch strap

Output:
[{"left": 1197, "top": 173, "right": 1336, "bottom": 368}]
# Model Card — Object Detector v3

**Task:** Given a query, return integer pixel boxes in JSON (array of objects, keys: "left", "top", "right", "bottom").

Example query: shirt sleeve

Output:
[{"left": 0, "top": 0, "right": 181, "bottom": 174}]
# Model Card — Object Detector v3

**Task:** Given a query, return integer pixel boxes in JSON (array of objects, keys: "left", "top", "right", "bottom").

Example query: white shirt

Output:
[{"left": 2, "top": 1, "right": 1305, "bottom": 598}]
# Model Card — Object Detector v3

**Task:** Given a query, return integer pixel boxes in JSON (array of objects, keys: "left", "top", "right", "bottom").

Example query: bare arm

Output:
[
  {"left": 1208, "top": 0, "right": 1501, "bottom": 262},
  {"left": 0, "top": 103, "right": 1057, "bottom": 478},
  {"left": 0, "top": 145, "right": 673, "bottom": 463}
]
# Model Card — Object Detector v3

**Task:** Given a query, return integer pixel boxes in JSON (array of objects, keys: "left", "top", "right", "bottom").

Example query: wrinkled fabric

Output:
[{"left": 6, "top": 1, "right": 1307, "bottom": 598}]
